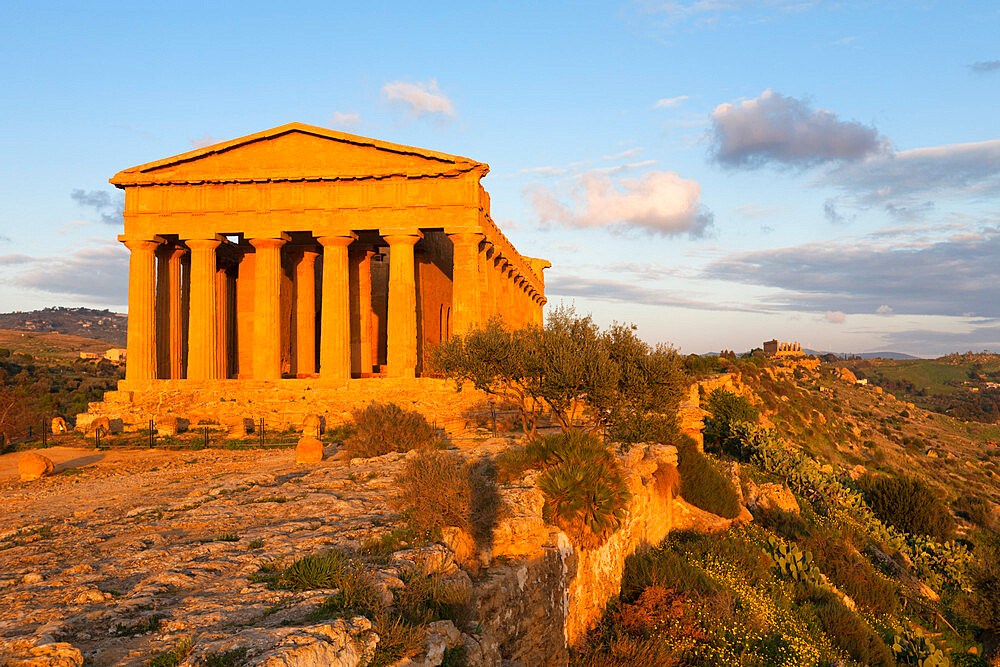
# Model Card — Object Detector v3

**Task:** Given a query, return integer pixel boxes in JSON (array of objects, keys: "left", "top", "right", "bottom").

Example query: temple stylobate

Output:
[{"left": 113, "top": 123, "right": 549, "bottom": 384}]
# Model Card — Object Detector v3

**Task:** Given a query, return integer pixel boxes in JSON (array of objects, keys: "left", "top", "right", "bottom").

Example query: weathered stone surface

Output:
[
  {"left": 51, "top": 417, "right": 68, "bottom": 434},
  {"left": 19, "top": 453, "right": 54, "bottom": 481},
  {"left": 295, "top": 437, "right": 325, "bottom": 464},
  {"left": 749, "top": 482, "right": 800, "bottom": 514},
  {"left": 226, "top": 416, "right": 253, "bottom": 439},
  {"left": 156, "top": 415, "right": 186, "bottom": 436},
  {"left": 89, "top": 416, "right": 111, "bottom": 435},
  {"left": 302, "top": 414, "right": 324, "bottom": 437}
]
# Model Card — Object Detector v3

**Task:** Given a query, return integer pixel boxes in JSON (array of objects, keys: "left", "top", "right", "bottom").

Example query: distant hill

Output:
[{"left": 0, "top": 307, "right": 126, "bottom": 346}]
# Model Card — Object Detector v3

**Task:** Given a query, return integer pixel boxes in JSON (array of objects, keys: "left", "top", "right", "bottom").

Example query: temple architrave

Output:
[
  {"left": 77, "top": 123, "right": 548, "bottom": 432},
  {"left": 115, "top": 123, "right": 548, "bottom": 383}
]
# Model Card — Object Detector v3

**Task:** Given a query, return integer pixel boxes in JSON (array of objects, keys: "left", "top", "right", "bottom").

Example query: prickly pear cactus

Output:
[
  {"left": 764, "top": 536, "right": 827, "bottom": 587},
  {"left": 892, "top": 629, "right": 950, "bottom": 666}
]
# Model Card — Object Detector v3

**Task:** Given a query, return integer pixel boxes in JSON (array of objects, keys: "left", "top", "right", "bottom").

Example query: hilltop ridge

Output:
[{"left": 0, "top": 308, "right": 126, "bottom": 347}]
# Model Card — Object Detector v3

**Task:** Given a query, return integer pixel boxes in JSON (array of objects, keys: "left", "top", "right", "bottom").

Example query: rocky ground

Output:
[{"left": 0, "top": 440, "right": 509, "bottom": 666}]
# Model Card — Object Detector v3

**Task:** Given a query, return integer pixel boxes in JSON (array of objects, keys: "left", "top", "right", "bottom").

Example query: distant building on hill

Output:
[{"left": 763, "top": 339, "right": 804, "bottom": 357}]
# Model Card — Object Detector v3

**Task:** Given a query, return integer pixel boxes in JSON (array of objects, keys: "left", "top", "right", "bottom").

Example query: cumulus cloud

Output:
[
  {"left": 822, "top": 139, "right": 1000, "bottom": 207},
  {"left": 70, "top": 189, "right": 124, "bottom": 226},
  {"left": 654, "top": 95, "right": 690, "bottom": 108},
  {"left": 330, "top": 111, "right": 362, "bottom": 128},
  {"left": 381, "top": 79, "right": 455, "bottom": 117},
  {"left": 4, "top": 243, "right": 128, "bottom": 304},
  {"left": 525, "top": 168, "right": 713, "bottom": 236},
  {"left": 877, "top": 305, "right": 893, "bottom": 314},
  {"left": 709, "top": 89, "right": 888, "bottom": 169},
  {"left": 825, "top": 310, "right": 846, "bottom": 323},
  {"left": 969, "top": 60, "right": 1000, "bottom": 74},
  {"left": 190, "top": 134, "right": 222, "bottom": 149},
  {"left": 704, "top": 225, "right": 1000, "bottom": 318}
]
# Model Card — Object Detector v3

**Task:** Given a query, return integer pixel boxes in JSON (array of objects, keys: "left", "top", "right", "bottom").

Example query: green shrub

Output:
[
  {"left": 676, "top": 445, "right": 741, "bottom": 519},
  {"left": 703, "top": 389, "right": 759, "bottom": 452},
  {"left": 276, "top": 549, "right": 380, "bottom": 615},
  {"left": 343, "top": 402, "right": 445, "bottom": 458},
  {"left": 805, "top": 587, "right": 893, "bottom": 666},
  {"left": 862, "top": 475, "right": 956, "bottom": 541},
  {"left": 367, "top": 613, "right": 426, "bottom": 667},
  {"left": 953, "top": 494, "right": 995, "bottom": 530},
  {"left": 494, "top": 430, "right": 615, "bottom": 483},
  {"left": 538, "top": 458, "right": 630, "bottom": 549},
  {"left": 962, "top": 530, "right": 1000, "bottom": 631},
  {"left": 393, "top": 450, "right": 499, "bottom": 546}
]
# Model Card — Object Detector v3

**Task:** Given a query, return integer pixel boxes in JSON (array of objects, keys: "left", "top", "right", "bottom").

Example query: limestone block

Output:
[
  {"left": 19, "top": 453, "right": 55, "bottom": 481},
  {"left": 440, "top": 526, "right": 478, "bottom": 570},
  {"left": 226, "top": 417, "right": 252, "bottom": 439},
  {"left": 296, "top": 436, "right": 325, "bottom": 464},
  {"left": 156, "top": 415, "right": 187, "bottom": 436},
  {"left": 302, "top": 413, "right": 325, "bottom": 437},
  {"left": 50, "top": 417, "right": 67, "bottom": 434}
]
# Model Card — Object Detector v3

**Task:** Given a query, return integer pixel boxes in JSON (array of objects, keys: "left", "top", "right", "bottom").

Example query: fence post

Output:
[
  {"left": 41, "top": 418, "right": 46, "bottom": 448},
  {"left": 490, "top": 402, "right": 497, "bottom": 437},
  {"left": 203, "top": 426, "right": 209, "bottom": 448},
  {"left": 149, "top": 418, "right": 154, "bottom": 449},
  {"left": 259, "top": 418, "right": 265, "bottom": 446}
]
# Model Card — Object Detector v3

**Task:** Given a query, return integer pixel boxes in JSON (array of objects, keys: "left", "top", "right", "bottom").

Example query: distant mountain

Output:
[
  {"left": 804, "top": 349, "right": 923, "bottom": 360},
  {"left": 0, "top": 307, "right": 127, "bottom": 346}
]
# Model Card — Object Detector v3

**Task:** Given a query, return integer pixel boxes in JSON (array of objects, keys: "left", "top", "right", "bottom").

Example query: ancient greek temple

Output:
[{"left": 114, "top": 123, "right": 549, "bottom": 383}]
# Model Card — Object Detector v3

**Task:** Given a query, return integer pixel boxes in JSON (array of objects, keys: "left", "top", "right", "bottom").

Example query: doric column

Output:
[
  {"left": 349, "top": 245, "right": 374, "bottom": 376},
  {"left": 155, "top": 246, "right": 170, "bottom": 378},
  {"left": 446, "top": 231, "right": 483, "bottom": 336},
  {"left": 216, "top": 263, "right": 230, "bottom": 379},
  {"left": 249, "top": 235, "right": 289, "bottom": 379},
  {"left": 120, "top": 235, "right": 162, "bottom": 381},
  {"left": 318, "top": 234, "right": 356, "bottom": 379},
  {"left": 295, "top": 249, "right": 320, "bottom": 376},
  {"left": 167, "top": 246, "right": 187, "bottom": 378},
  {"left": 185, "top": 237, "right": 222, "bottom": 380},
  {"left": 478, "top": 239, "right": 492, "bottom": 322},
  {"left": 383, "top": 230, "right": 422, "bottom": 378}
]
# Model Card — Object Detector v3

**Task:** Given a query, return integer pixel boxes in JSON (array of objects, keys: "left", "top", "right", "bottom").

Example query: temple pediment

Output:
[{"left": 111, "top": 122, "right": 486, "bottom": 186}]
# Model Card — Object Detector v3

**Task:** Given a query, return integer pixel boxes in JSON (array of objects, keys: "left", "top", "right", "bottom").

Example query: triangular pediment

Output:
[{"left": 111, "top": 123, "right": 485, "bottom": 185}]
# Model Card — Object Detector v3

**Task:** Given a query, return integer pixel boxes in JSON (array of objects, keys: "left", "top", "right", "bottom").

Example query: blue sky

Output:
[{"left": 1, "top": 1, "right": 998, "bottom": 356}]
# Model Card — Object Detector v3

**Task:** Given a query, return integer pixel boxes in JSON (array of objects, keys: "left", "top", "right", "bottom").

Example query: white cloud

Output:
[
  {"left": 525, "top": 168, "right": 713, "bottom": 236},
  {"left": 330, "top": 111, "right": 362, "bottom": 128},
  {"left": 877, "top": 305, "right": 893, "bottom": 314},
  {"left": 654, "top": 95, "right": 690, "bottom": 109},
  {"left": 709, "top": 89, "right": 888, "bottom": 169},
  {"left": 825, "top": 310, "right": 846, "bottom": 324},
  {"left": 381, "top": 79, "right": 455, "bottom": 117},
  {"left": 190, "top": 134, "right": 222, "bottom": 149}
]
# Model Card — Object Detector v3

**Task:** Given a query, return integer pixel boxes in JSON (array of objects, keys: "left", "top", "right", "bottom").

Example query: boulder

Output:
[
  {"left": 835, "top": 367, "right": 858, "bottom": 384},
  {"left": 295, "top": 436, "right": 325, "bottom": 464},
  {"left": 302, "top": 413, "right": 325, "bottom": 437},
  {"left": 25, "top": 642, "right": 83, "bottom": 667},
  {"left": 19, "top": 453, "right": 55, "bottom": 481},
  {"left": 751, "top": 482, "right": 800, "bottom": 514},
  {"left": 50, "top": 417, "right": 67, "bottom": 434}
]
